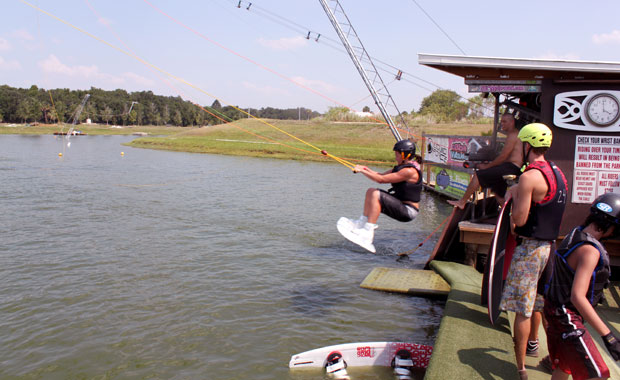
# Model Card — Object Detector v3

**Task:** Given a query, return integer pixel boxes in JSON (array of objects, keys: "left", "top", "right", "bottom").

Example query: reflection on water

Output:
[{"left": 0, "top": 135, "right": 451, "bottom": 379}]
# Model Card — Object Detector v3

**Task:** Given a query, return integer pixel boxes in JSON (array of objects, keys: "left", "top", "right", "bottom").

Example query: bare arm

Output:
[
  {"left": 354, "top": 165, "right": 417, "bottom": 184},
  {"left": 510, "top": 171, "right": 535, "bottom": 227},
  {"left": 569, "top": 245, "right": 611, "bottom": 336}
]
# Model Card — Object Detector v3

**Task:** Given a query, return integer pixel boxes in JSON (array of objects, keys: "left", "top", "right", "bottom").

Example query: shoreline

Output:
[{"left": 1, "top": 119, "right": 492, "bottom": 165}]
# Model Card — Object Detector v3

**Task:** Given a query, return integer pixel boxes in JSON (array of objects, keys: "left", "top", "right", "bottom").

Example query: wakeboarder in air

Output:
[{"left": 337, "top": 139, "right": 422, "bottom": 253}]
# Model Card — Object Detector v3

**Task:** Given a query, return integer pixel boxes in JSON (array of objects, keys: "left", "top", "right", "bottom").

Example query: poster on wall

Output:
[
  {"left": 428, "top": 166, "right": 470, "bottom": 199},
  {"left": 425, "top": 136, "right": 491, "bottom": 165},
  {"left": 572, "top": 135, "right": 620, "bottom": 203}
]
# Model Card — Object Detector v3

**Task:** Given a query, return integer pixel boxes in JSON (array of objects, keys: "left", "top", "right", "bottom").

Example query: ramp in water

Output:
[{"left": 360, "top": 267, "right": 450, "bottom": 297}]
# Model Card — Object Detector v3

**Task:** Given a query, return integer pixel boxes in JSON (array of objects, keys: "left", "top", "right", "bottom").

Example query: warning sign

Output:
[{"left": 572, "top": 135, "right": 620, "bottom": 203}]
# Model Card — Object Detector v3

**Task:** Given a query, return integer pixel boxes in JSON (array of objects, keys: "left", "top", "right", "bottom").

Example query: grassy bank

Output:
[
  {"left": 127, "top": 119, "right": 492, "bottom": 164},
  {"left": 1, "top": 119, "right": 492, "bottom": 165}
]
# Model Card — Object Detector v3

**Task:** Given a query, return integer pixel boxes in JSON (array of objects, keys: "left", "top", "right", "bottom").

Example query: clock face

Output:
[{"left": 586, "top": 93, "right": 620, "bottom": 126}]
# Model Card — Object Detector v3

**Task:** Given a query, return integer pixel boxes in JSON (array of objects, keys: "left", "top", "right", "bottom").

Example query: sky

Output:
[{"left": 3, "top": 0, "right": 620, "bottom": 115}]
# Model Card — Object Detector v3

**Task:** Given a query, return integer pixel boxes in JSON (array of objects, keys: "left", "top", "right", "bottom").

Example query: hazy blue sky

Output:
[{"left": 3, "top": 0, "right": 620, "bottom": 114}]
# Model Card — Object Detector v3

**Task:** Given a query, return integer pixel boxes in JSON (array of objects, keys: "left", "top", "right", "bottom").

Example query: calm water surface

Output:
[{"left": 0, "top": 135, "right": 451, "bottom": 379}]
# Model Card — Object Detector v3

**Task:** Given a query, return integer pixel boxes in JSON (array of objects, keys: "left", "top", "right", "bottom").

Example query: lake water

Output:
[{"left": 0, "top": 135, "right": 451, "bottom": 379}]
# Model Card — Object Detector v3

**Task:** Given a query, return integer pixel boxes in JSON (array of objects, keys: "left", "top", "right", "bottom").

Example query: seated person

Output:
[{"left": 448, "top": 113, "right": 523, "bottom": 209}]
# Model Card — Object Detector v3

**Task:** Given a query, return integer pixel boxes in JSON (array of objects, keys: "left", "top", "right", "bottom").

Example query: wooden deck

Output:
[{"left": 457, "top": 219, "right": 620, "bottom": 266}]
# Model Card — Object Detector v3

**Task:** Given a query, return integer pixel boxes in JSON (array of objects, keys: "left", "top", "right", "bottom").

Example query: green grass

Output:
[
  {"left": 0, "top": 119, "right": 492, "bottom": 165},
  {"left": 127, "top": 119, "right": 492, "bottom": 164}
]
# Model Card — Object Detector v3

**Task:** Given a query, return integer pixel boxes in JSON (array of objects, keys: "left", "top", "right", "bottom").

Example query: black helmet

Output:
[
  {"left": 590, "top": 193, "right": 620, "bottom": 236},
  {"left": 393, "top": 139, "right": 416, "bottom": 159}
]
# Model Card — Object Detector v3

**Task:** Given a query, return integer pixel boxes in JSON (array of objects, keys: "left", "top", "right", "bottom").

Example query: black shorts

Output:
[
  {"left": 379, "top": 190, "right": 419, "bottom": 222},
  {"left": 476, "top": 162, "right": 521, "bottom": 198}
]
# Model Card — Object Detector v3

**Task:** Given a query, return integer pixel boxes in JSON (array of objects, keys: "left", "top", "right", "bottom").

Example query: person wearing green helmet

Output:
[
  {"left": 448, "top": 113, "right": 523, "bottom": 209},
  {"left": 337, "top": 139, "right": 422, "bottom": 253},
  {"left": 541, "top": 192, "right": 620, "bottom": 380},
  {"left": 500, "top": 122, "right": 569, "bottom": 380}
]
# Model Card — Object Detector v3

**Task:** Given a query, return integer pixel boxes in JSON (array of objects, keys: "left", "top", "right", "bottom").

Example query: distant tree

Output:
[
  {"left": 418, "top": 89, "right": 469, "bottom": 122},
  {"left": 102, "top": 105, "right": 113, "bottom": 125},
  {"left": 211, "top": 99, "right": 222, "bottom": 110},
  {"left": 162, "top": 104, "right": 170, "bottom": 125},
  {"left": 16, "top": 97, "right": 41, "bottom": 123},
  {"left": 362, "top": 105, "right": 370, "bottom": 112},
  {"left": 128, "top": 109, "right": 137, "bottom": 125},
  {"left": 467, "top": 94, "right": 495, "bottom": 119},
  {"left": 171, "top": 109, "right": 183, "bottom": 126}
]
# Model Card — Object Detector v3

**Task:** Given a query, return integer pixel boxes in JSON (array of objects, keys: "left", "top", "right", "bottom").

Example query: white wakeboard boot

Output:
[
  {"left": 337, "top": 221, "right": 377, "bottom": 253},
  {"left": 337, "top": 215, "right": 367, "bottom": 230}
]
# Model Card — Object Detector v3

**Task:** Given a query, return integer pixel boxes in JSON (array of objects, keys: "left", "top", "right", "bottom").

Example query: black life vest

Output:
[
  {"left": 389, "top": 162, "right": 423, "bottom": 203},
  {"left": 514, "top": 161, "right": 568, "bottom": 240},
  {"left": 545, "top": 226, "right": 611, "bottom": 309}
]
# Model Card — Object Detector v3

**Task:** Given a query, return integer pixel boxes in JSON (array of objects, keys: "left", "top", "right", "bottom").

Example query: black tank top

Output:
[
  {"left": 545, "top": 226, "right": 611, "bottom": 310},
  {"left": 514, "top": 161, "right": 567, "bottom": 240},
  {"left": 389, "top": 162, "right": 423, "bottom": 203}
]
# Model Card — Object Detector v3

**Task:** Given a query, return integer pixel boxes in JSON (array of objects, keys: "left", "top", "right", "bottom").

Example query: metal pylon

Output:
[{"left": 319, "top": 0, "right": 407, "bottom": 141}]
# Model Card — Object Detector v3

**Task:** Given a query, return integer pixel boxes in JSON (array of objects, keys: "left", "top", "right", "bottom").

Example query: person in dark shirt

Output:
[{"left": 543, "top": 192, "right": 620, "bottom": 380}]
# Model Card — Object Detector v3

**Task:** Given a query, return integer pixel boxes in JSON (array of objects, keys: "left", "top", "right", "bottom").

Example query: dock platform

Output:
[{"left": 425, "top": 261, "right": 620, "bottom": 380}]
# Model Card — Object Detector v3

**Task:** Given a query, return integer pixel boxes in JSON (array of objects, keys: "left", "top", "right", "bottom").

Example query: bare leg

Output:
[
  {"left": 363, "top": 188, "right": 381, "bottom": 224},
  {"left": 448, "top": 172, "right": 480, "bottom": 209},
  {"left": 514, "top": 313, "right": 530, "bottom": 370},
  {"left": 528, "top": 311, "right": 542, "bottom": 342}
]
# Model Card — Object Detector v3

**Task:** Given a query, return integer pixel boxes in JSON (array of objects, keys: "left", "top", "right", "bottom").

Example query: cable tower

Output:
[
  {"left": 318, "top": 0, "right": 407, "bottom": 141},
  {"left": 66, "top": 94, "right": 90, "bottom": 137}
]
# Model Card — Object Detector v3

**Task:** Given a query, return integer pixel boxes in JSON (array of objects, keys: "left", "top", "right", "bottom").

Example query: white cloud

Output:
[
  {"left": 37, "top": 55, "right": 153, "bottom": 87},
  {"left": 257, "top": 36, "right": 307, "bottom": 51},
  {"left": 592, "top": 30, "right": 620, "bottom": 45},
  {"left": 39, "top": 54, "right": 100, "bottom": 77},
  {"left": 290, "top": 76, "right": 338, "bottom": 93},
  {"left": 0, "top": 56, "right": 21, "bottom": 70},
  {"left": 0, "top": 38, "right": 11, "bottom": 52},
  {"left": 533, "top": 52, "right": 581, "bottom": 61},
  {"left": 123, "top": 72, "right": 154, "bottom": 86},
  {"left": 241, "top": 81, "right": 289, "bottom": 96},
  {"left": 11, "top": 29, "right": 34, "bottom": 41}
]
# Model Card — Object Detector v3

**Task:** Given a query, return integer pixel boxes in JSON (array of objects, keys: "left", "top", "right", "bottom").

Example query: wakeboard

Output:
[
  {"left": 289, "top": 341, "right": 433, "bottom": 370},
  {"left": 481, "top": 196, "right": 516, "bottom": 325},
  {"left": 337, "top": 217, "right": 376, "bottom": 253}
]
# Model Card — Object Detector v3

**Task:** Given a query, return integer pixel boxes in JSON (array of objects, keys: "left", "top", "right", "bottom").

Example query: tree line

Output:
[
  {"left": 0, "top": 85, "right": 321, "bottom": 126},
  {"left": 0, "top": 84, "right": 491, "bottom": 127}
]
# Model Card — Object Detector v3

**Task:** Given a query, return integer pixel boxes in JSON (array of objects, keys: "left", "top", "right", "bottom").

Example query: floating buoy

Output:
[
  {"left": 58, "top": 153, "right": 63, "bottom": 157},
  {"left": 121, "top": 152, "right": 124, "bottom": 156}
]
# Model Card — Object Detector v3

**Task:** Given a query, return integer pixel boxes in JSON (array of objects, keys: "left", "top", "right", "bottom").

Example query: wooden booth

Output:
[{"left": 419, "top": 54, "right": 620, "bottom": 264}]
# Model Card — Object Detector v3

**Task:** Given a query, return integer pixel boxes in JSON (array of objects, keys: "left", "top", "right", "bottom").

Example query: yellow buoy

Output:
[
  {"left": 58, "top": 153, "right": 63, "bottom": 157},
  {"left": 121, "top": 152, "right": 125, "bottom": 156}
]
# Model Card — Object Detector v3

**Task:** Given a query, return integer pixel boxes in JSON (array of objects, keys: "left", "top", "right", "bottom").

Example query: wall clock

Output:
[{"left": 585, "top": 93, "right": 620, "bottom": 126}]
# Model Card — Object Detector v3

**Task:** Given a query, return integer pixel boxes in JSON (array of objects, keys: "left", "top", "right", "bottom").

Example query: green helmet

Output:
[{"left": 518, "top": 123, "right": 552, "bottom": 148}]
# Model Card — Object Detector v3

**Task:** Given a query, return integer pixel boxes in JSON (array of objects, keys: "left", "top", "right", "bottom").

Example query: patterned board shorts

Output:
[{"left": 500, "top": 239, "right": 551, "bottom": 318}]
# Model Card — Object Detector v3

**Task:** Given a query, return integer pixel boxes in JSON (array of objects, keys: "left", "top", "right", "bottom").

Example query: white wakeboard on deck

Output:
[
  {"left": 289, "top": 341, "right": 432, "bottom": 369},
  {"left": 337, "top": 217, "right": 376, "bottom": 253}
]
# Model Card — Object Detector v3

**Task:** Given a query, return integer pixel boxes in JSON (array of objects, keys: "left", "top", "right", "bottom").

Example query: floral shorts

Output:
[{"left": 499, "top": 239, "right": 551, "bottom": 318}]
